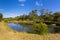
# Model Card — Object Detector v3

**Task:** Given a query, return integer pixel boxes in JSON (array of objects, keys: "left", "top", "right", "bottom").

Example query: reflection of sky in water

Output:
[{"left": 8, "top": 23, "right": 30, "bottom": 32}]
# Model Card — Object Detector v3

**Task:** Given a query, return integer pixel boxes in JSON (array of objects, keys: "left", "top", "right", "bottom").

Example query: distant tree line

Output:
[{"left": 13, "top": 9, "right": 60, "bottom": 23}]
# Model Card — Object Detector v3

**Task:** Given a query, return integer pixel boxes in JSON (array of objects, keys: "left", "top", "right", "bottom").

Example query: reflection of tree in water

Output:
[
  {"left": 48, "top": 24, "right": 60, "bottom": 33},
  {"left": 19, "top": 23, "right": 31, "bottom": 32},
  {"left": 48, "top": 24, "right": 56, "bottom": 33}
]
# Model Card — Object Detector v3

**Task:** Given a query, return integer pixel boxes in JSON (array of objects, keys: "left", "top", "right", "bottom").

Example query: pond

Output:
[
  {"left": 8, "top": 23, "right": 60, "bottom": 33},
  {"left": 8, "top": 23, "right": 31, "bottom": 32}
]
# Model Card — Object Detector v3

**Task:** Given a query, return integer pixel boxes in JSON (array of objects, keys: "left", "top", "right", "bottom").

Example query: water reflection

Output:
[
  {"left": 8, "top": 23, "right": 60, "bottom": 33},
  {"left": 8, "top": 23, "right": 30, "bottom": 32}
]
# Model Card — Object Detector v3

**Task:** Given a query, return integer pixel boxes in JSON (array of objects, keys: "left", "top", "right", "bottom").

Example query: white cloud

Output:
[
  {"left": 18, "top": 0, "right": 26, "bottom": 2},
  {"left": 36, "top": 1, "right": 40, "bottom": 6},
  {"left": 20, "top": 4, "right": 25, "bottom": 6},
  {"left": 36, "top": 1, "right": 43, "bottom": 6}
]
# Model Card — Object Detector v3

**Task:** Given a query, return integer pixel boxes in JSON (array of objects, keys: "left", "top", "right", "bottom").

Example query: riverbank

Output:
[
  {"left": 0, "top": 22, "right": 60, "bottom": 40},
  {"left": 9, "top": 20, "right": 34, "bottom": 25}
]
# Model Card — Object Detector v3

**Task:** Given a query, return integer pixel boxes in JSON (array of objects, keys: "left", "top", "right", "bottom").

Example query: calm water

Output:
[
  {"left": 8, "top": 23, "right": 31, "bottom": 32},
  {"left": 8, "top": 23, "right": 60, "bottom": 33}
]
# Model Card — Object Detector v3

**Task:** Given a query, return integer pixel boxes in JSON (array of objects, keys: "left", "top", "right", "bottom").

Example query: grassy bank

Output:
[
  {"left": 10, "top": 20, "right": 34, "bottom": 25},
  {"left": 0, "top": 22, "right": 60, "bottom": 40},
  {"left": 0, "top": 22, "right": 11, "bottom": 33},
  {"left": 19, "top": 20, "right": 34, "bottom": 25}
]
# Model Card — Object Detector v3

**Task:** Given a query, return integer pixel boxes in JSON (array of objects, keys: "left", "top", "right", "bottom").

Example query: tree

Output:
[
  {"left": 43, "top": 13, "right": 54, "bottom": 21},
  {"left": 29, "top": 10, "right": 38, "bottom": 16},
  {"left": 0, "top": 13, "right": 3, "bottom": 21},
  {"left": 53, "top": 12, "right": 60, "bottom": 22},
  {"left": 15, "top": 14, "right": 28, "bottom": 21},
  {"left": 40, "top": 8, "right": 45, "bottom": 15},
  {"left": 40, "top": 9, "right": 53, "bottom": 22},
  {"left": 40, "top": 8, "right": 48, "bottom": 21},
  {"left": 28, "top": 10, "right": 38, "bottom": 21}
]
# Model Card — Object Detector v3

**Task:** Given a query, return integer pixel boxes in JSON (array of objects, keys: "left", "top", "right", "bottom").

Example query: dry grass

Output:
[{"left": 0, "top": 22, "right": 60, "bottom": 40}]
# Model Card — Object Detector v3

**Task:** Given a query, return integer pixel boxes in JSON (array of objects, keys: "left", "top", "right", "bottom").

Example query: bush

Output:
[{"left": 31, "top": 22, "right": 48, "bottom": 35}]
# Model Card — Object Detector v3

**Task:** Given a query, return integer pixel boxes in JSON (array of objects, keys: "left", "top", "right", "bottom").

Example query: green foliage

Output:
[
  {"left": 53, "top": 12, "right": 60, "bottom": 22},
  {"left": 0, "top": 13, "right": 3, "bottom": 22},
  {"left": 31, "top": 22, "right": 48, "bottom": 35},
  {"left": 15, "top": 15, "right": 28, "bottom": 21},
  {"left": 3, "top": 18, "right": 8, "bottom": 22},
  {"left": 3, "top": 17, "right": 16, "bottom": 22},
  {"left": 43, "top": 13, "right": 54, "bottom": 21}
]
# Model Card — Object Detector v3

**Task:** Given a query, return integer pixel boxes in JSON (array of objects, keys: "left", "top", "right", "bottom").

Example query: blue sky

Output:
[{"left": 0, "top": 0, "right": 60, "bottom": 18}]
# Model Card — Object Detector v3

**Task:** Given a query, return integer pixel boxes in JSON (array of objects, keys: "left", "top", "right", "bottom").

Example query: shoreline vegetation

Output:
[
  {"left": 0, "top": 22, "right": 60, "bottom": 40},
  {"left": 8, "top": 21, "right": 35, "bottom": 25}
]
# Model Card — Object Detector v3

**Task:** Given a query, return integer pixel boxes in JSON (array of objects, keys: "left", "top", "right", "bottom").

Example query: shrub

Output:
[{"left": 31, "top": 22, "right": 48, "bottom": 35}]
